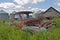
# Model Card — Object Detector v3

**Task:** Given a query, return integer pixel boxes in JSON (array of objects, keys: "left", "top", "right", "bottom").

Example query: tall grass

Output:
[{"left": 0, "top": 18, "right": 60, "bottom": 40}]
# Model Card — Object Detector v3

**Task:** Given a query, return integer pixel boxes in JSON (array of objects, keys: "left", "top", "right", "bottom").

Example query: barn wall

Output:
[{"left": 43, "top": 8, "right": 60, "bottom": 17}]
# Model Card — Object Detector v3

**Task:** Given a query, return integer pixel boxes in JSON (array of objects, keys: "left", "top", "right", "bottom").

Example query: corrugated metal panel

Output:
[{"left": 0, "top": 13, "right": 9, "bottom": 20}]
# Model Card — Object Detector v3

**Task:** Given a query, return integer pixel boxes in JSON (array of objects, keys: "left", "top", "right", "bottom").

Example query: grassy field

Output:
[{"left": 0, "top": 18, "right": 60, "bottom": 40}]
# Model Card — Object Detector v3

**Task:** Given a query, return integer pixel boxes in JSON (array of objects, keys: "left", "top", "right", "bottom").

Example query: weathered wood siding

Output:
[{"left": 43, "top": 8, "right": 60, "bottom": 17}]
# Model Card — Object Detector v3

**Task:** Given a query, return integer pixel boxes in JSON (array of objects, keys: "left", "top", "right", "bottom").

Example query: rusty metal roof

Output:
[{"left": 16, "top": 11, "right": 33, "bottom": 14}]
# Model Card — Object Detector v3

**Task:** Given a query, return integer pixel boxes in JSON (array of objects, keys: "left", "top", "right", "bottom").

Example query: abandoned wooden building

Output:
[{"left": 39, "top": 7, "right": 60, "bottom": 19}]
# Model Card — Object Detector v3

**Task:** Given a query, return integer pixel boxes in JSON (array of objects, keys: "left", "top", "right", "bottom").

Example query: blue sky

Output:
[{"left": 0, "top": 0, "right": 60, "bottom": 12}]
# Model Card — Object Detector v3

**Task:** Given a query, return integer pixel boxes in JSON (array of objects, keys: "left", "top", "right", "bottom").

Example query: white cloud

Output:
[
  {"left": 0, "top": 3, "right": 15, "bottom": 8},
  {"left": 55, "top": 0, "right": 60, "bottom": 6},
  {"left": 14, "top": 0, "right": 45, "bottom": 5},
  {"left": 21, "top": 8, "right": 46, "bottom": 12},
  {"left": 32, "top": 0, "right": 45, "bottom": 4},
  {"left": 28, "top": 7, "right": 32, "bottom": 9},
  {"left": 0, "top": 2, "right": 23, "bottom": 13},
  {"left": 4, "top": 7, "right": 46, "bottom": 13},
  {"left": 30, "top": 8, "right": 46, "bottom": 11},
  {"left": 0, "top": 2, "right": 22, "bottom": 9},
  {"left": 55, "top": 2, "right": 60, "bottom": 6},
  {"left": 14, "top": 0, "right": 29, "bottom": 5},
  {"left": 0, "top": 0, "right": 46, "bottom": 13}
]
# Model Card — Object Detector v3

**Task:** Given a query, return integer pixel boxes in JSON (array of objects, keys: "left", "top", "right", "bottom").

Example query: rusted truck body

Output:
[{"left": 12, "top": 11, "right": 55, "bottom": 31}]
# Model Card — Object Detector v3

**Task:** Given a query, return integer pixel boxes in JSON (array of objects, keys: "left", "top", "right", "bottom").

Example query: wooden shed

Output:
[
  {"left": 38, "top": 7, "right": 60, "bottom": 19},
  {"left": 42, "top": 7, "right": 60, "bottom": 18}
]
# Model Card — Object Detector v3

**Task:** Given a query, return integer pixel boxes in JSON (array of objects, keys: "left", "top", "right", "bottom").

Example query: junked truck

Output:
[{"left": 12, "top": 11, "right": 55, "bottom": 33}]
